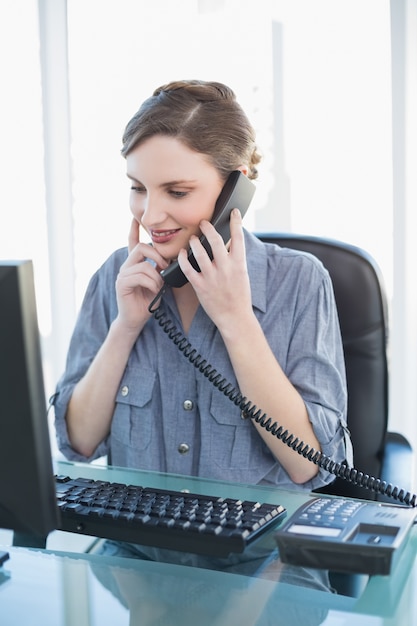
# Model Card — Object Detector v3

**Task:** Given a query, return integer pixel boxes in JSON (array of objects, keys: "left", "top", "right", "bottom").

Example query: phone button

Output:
[{"left": 367, "top": 535, "right": 381, "bottom": 545}]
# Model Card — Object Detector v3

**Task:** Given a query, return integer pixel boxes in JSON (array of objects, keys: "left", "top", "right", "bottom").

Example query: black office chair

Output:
[{"left": 255, "top": 232, "right": 414, "bottom": 502}]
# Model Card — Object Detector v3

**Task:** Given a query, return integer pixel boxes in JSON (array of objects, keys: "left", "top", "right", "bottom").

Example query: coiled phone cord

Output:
[{"left": 149, "top": 293, "right": 417, "bottom": 507}]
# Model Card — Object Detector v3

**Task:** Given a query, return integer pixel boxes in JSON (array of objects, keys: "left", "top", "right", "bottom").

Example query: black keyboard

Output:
[{"left": 55, "top": 475, "right": 287, "bottom": 557}]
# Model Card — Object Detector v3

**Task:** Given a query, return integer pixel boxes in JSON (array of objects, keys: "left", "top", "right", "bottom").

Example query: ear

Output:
[{"left": 236, "top": 165, "right": 249, "bottom": 176}]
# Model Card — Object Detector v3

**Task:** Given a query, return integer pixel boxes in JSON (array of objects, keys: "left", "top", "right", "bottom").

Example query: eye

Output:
[
  {"left": 131, "top": 185, "right": 146, "bottom": 193},
  {"left": 169, "top": 190, "right": 188, "bottom": 198}
]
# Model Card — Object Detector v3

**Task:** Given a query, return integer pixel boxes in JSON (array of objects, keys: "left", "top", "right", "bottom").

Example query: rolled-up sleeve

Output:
[
  {"left": 257, "top": 243, "right": 351, "bottom": 490},
  {"left": 53, "top": 248, "right": 126, "bottom": 461}
]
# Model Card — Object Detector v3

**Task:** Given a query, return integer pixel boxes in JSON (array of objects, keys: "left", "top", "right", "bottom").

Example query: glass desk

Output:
[{"left": 0, "top": 460, "right": 416, "bottom": 625}]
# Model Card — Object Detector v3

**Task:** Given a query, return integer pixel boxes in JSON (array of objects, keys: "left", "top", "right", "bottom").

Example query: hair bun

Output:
[{"left": 154, "top": 80, "right": 236, "bottom": 103}]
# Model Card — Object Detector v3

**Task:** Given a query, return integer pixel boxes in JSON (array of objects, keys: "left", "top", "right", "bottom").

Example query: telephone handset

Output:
[{"left": 160, "top": 170, "right": 256, "bottom": 288}]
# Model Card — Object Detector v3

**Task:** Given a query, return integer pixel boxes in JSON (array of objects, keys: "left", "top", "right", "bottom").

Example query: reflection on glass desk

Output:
[
  {"left": 0, "top": 460, "right": 416, "bottom": 625},
  {"left": 0, "top": 546, "right": 355, "bottom": 626}
]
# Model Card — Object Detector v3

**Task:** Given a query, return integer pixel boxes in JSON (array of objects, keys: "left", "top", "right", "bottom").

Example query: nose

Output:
[{"left": 131, "top": 191, "right": 166, "bottom": 227}]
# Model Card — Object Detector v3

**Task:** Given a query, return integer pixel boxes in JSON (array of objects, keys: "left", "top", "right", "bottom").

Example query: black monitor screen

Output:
[{"left": 0, "top": 260, "right": 58, "bottom": 540}]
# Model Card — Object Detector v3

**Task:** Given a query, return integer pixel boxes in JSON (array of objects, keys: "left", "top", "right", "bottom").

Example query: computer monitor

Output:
[{"left": 0, "top": 260, "right": 58, "bottom": 544}]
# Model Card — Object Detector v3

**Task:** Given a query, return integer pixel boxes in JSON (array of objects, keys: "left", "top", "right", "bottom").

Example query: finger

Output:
[
  {"left": 128, "top": 218, "right": 140, "bottom": 253},
  {"left": 116, "top": 264, "right": 165, "bottom": 303},
  {"left": 188, "top": 232, "right": 218, "bottom": 275},
  {"left": 125, "top": 243, "right": 169, "bottom": 278},
  {"left": 228, "top": 208, "right": 245, "bottom": 258},
  {"left": 177, "top": 246, "right": 200, "bottom": 283},
  {"left": 198, "top": 219, "right": 229, "bottom": 259},
  {"left": 198, "top": 217, "right": 238, "bottom": 269},
  {"left": 125, "top": 244, "right": 169, "bottom": 275}
]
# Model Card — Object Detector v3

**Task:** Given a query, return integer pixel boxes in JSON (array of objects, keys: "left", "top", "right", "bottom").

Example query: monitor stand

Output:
[{"left": 13, "top": 531, "right": 47, "bottom": 549}]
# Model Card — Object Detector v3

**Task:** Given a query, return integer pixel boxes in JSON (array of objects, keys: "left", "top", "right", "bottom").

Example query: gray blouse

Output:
[{"left": 54, "top": 230, "right": 351, "bottom": 491}]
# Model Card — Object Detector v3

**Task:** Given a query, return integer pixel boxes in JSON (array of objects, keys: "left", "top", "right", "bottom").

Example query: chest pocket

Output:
[
  {"left": 111, "top": 366, "right": 156, "bottom": 450},
  {"left": 208, "top": 391, "right": 267, "bottom": 471}
]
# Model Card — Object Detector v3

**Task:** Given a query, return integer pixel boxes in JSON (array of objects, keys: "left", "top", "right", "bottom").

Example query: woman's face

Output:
[{"left": 126, "top": 135, "right": 224, "bottom": 262}]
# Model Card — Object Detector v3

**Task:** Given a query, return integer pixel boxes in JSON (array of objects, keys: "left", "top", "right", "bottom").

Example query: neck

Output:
[{"left": 172, "top": 283, "right": 199, "bottom": 334}]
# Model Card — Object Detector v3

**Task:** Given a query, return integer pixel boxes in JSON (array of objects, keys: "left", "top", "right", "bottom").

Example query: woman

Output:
[{"left": 54, "top": 80, "right": 351, "bottom": 493}]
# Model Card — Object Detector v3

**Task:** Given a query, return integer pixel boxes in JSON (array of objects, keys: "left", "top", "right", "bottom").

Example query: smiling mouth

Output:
[{"left": 150, "top": 229, "right": 181, "bottom": 243}]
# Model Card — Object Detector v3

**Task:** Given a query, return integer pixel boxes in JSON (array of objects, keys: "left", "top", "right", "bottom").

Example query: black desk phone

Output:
[{"left": 274, "top": 496, "right": 416, "bottom": 575}]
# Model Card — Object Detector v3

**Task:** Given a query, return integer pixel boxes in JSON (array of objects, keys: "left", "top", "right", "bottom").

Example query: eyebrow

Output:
[{"left": 126, "top": 174, "right": 197, "bottom": 187}]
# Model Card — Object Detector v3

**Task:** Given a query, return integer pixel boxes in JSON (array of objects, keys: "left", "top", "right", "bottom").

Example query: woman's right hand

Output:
[{"left": 115, "top": 218, "right": 168, "bottom": 333}]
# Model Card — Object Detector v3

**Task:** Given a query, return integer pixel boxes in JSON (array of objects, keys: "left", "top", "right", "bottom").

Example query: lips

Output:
[{"left": 150, "top": 229, "right": 181, "bottom": 244}]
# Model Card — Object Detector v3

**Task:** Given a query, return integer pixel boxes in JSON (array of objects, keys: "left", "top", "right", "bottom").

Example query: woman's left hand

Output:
[{"left": 177, "top": 208, "right": 253, "bottom": 331}]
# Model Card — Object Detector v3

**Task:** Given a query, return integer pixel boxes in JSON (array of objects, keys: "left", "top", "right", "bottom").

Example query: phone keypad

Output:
[{"left": 298, "top": 498, "right": 365, "bottom": 527}]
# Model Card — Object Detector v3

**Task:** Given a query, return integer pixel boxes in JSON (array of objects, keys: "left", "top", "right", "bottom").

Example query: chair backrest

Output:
[{"left": 255, "top": 232, "right": 389, "bottom": 498}]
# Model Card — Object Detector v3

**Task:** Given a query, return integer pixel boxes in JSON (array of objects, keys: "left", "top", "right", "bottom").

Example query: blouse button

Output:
[
  {"left": 178, "top": 443, "right": 190, "bottom": 455},
  {"left": 183, "top": 400, "right": 193, "bottom": 411},
  {"left": 121, "top": 385, "right": 129, "bottom": 397}
]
